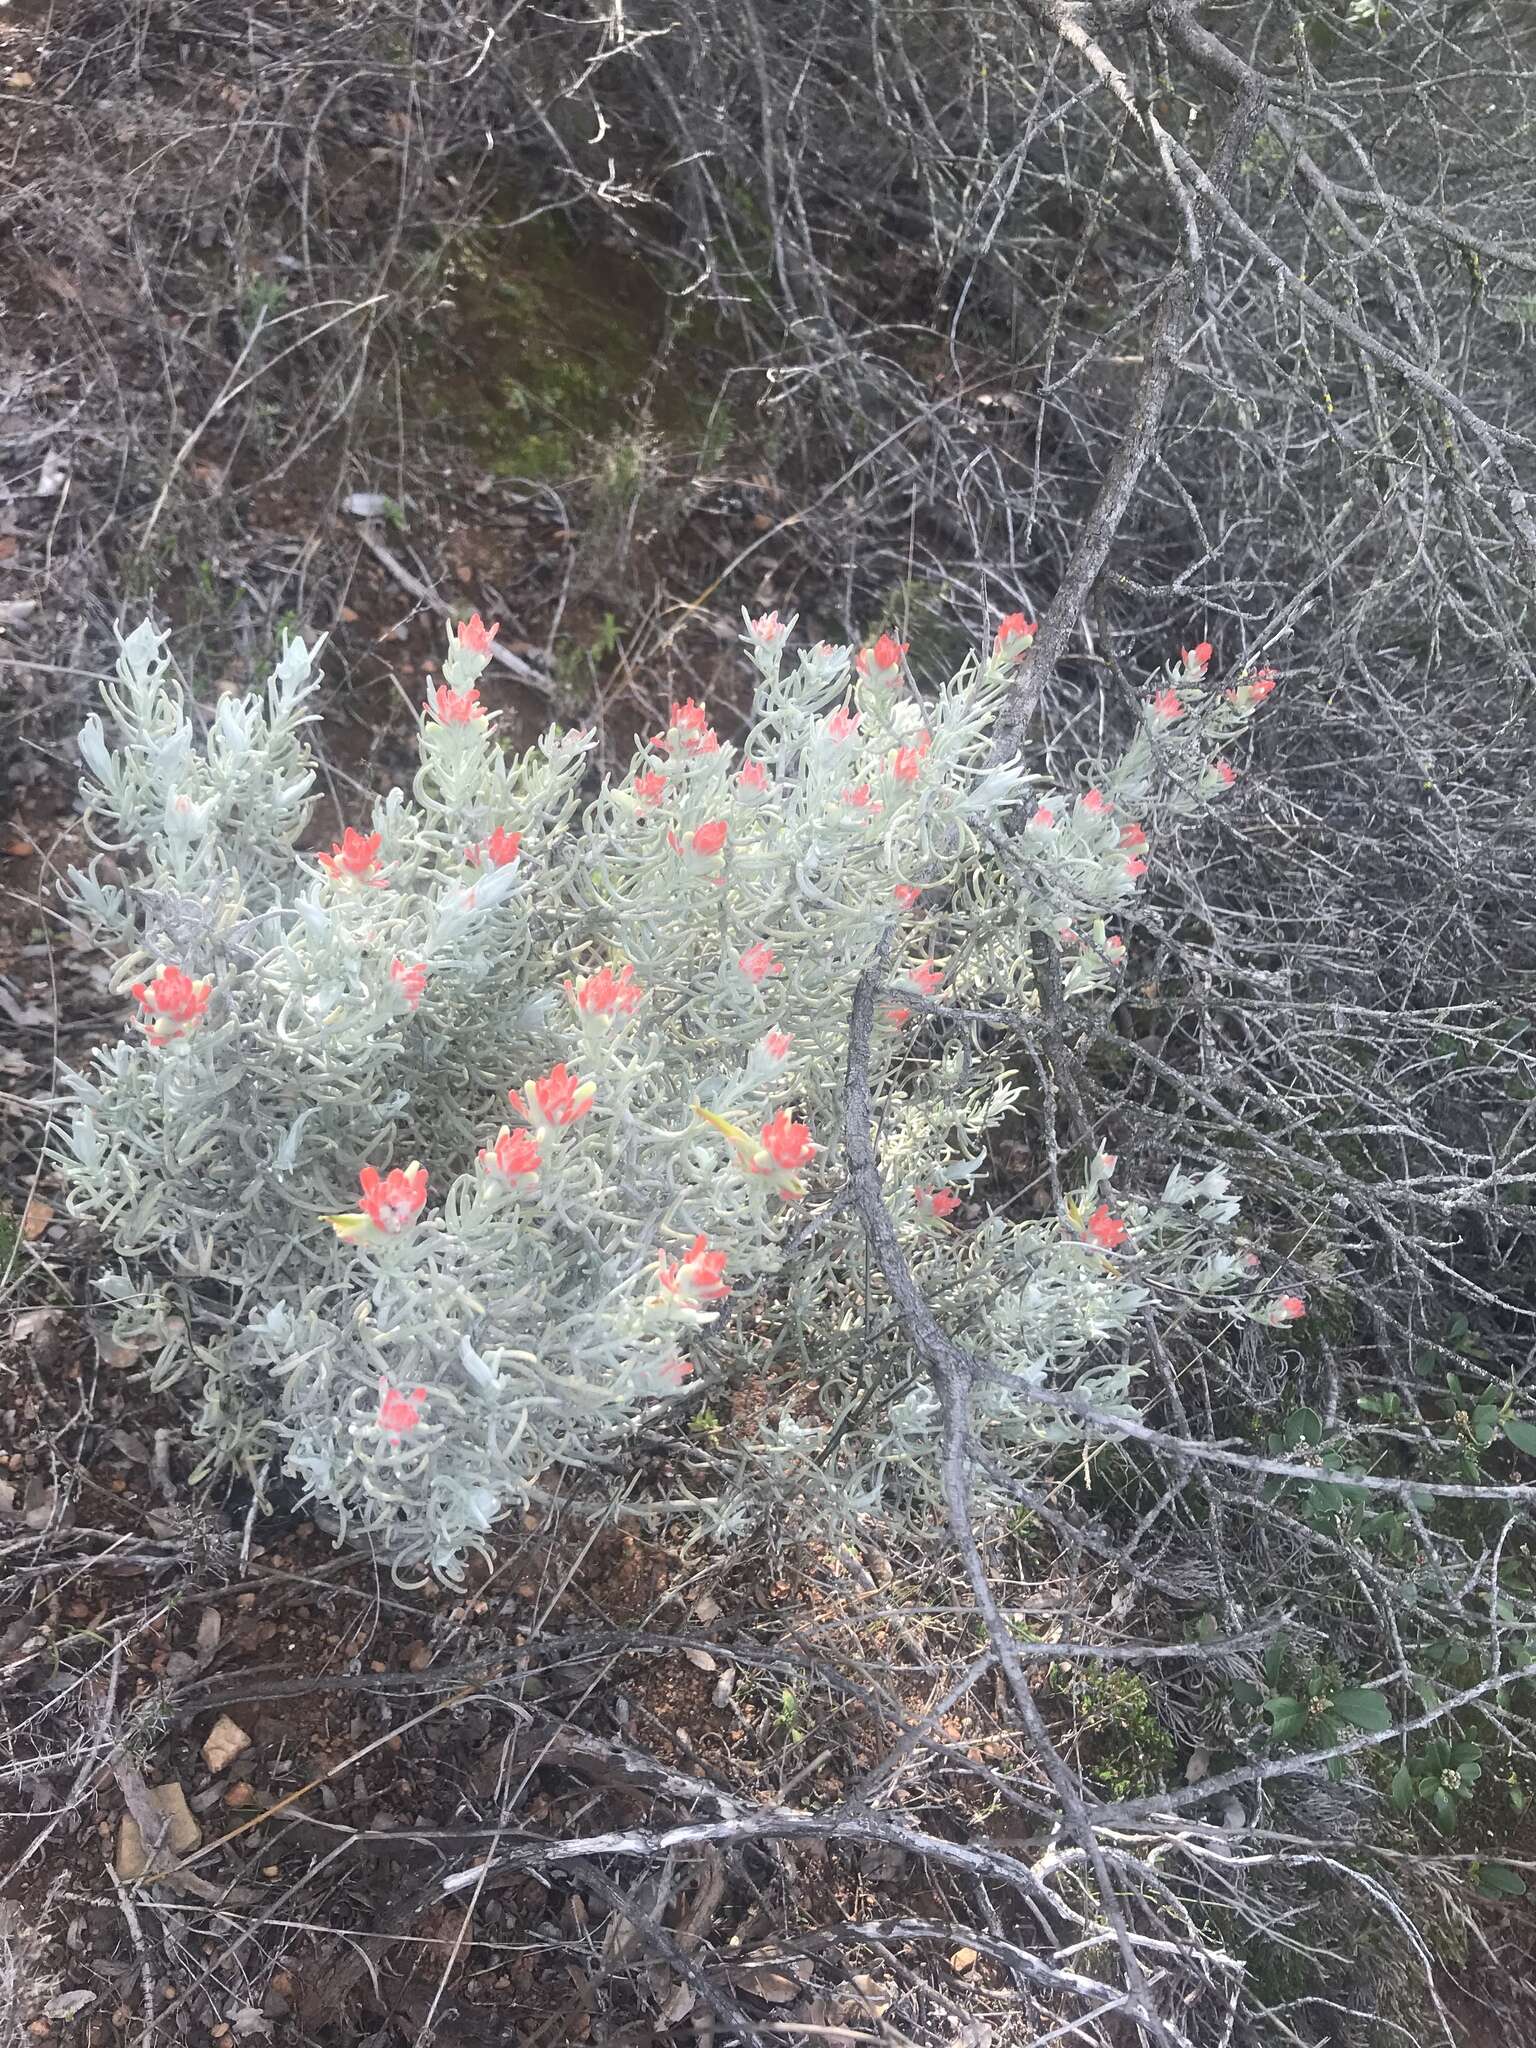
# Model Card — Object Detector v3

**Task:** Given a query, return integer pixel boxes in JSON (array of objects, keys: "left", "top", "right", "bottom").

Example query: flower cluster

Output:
[
  {"left": 325, "top": 1162, "right": 429, "bottom": 1243},
  {"left": 131, "top": 963, "right": 212, "bottom": 1048}
]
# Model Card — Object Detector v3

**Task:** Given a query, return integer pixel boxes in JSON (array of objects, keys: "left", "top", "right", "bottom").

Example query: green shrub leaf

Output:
[{"left": 1331, "top": 1687, "right": 1393, "bottom": 1733}]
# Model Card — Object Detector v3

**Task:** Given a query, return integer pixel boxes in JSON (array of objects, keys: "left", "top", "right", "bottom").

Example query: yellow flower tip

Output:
[
  {"left": 692, "top": 1102, "right": 755, "bottom": 1151},
  {"left": 323, "top": 1211, "right": 370, "bottom": 1242}
]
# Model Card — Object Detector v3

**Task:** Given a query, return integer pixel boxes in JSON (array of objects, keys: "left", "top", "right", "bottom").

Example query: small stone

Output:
[
  {"left": 949, "top": 1947, "right": 978, "bottom": 1974},
  {"left": 202, "top": 1716, "right": 251, "bottom": 1775},
  {"left": 115, "top": 1783, "right": 201, "bottom": 1880}
]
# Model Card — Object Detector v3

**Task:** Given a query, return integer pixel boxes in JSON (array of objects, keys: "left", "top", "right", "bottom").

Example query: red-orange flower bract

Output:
[
  {"left": 430, "top": 682, "right": 483, "bottom": 724},
  {"left": 319, "top": 827, "right": 384, "bottom": 884},
  {"left": 378, "top": 1378, "right": 427, "bottom": 1437},
  {"left": 567, "top": 962, "right": 645, "bottom": 1017},
  {"left": 389, "top": 959, "right": 427, "bottom": 1010},
  {"left": 993, "top": 612, "right": 1037, "bottom": 656},
  {"left": 1086, "top": 1202, "right": 1128, "bottom": 1252},
  {"left": 738, "top": 943, "right": 782, "bottom": 985},
  {"left": 655, "top": 698, "right": 719, "bottom": 756},
  {"left": 358, "top": 1162, "right": 428, "bottom": 1234},
  {"left": 512, "top": 1061, "right": 596, "bottom": 1127},
  {"left": 458, "top": 613, "right": 500, "bottom": 657},
  {"left": 856, "top": 631, "right": 908, "bottom": 678},
  {"left": 132, "top": 963, "right": 211, "bottom": 1047},
  {"left": 657, "top": 1232, "right": 732, "bottom": 1305},
  {"left": 757, "top": 1109, "right": 815, "bottom": 1173},
  {"left": 479, "top": 1125, "right": 541, "bottom": 1189}
]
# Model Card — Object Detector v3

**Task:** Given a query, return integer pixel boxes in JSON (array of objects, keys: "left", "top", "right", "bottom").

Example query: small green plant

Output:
[
  {"left": 1233, "top": 1635, "right": 1393, "bottom": 1779},
  {"left": 240, "top": 273, "right": 289, "bottom": 329},
  {"left": 552, "top": 613, "right": 624, "bottom": 716},
  {"left": 1261, "top": 1404, "right": 1383, "bottom": 1538},
  {"left": 1049, "top": 1664, "right": 1175, "bottom": 1799},
  {"left": 1392, "top": 1737, "right": 1483, "bottom": 1829},
  {"left": 774, "top": 1682, "right": 808, "bottom": 1743}
]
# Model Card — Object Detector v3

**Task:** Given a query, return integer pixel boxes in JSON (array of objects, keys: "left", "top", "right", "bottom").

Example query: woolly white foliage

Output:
[{"left": 59, "top": 611, "right": 1283, "bottom": 1576}]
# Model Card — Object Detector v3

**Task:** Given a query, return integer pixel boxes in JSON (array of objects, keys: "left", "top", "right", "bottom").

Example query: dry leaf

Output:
[
  {"left": 950, "top": 1946, "right": 979, "bottom": 1974},
  {"left": 43, "top": 1992, "right": 96, "bottom": 2021},
  {"left": 692, "top": 1593, "right": 722, "bottom": 1624},
  {"left": 842, "top": 1974, "right": 894, "bottom": 2017},
  {"left": 600, "top": 1875, "right": 666, "bottom": 1964},
  {"left": 202, "top": 1715, "right": 251, "bottom": 1775},
  {"left": 0, "top": 986, "right": 48, "bottom": 1031},
  {"left": 683, "top": 1647, "right": 717, "bottom": 1673},
  {"left": 96, "top": 1329, "right": 145, "bottom": 1369},
  {"left": 22, "top": 1480, "right": 57, "bottom": 1533},
  {"left": 657, "top": 1980, "right": 695, "bottom": 2026},
  {"left": 10, "top": 1307, "right": 64, "bottom": 1359},
  {"left": 21, "top": 1197, "right": 53, "bottom": 1241},
  {"left": 115, "top": 1782, "right": 200, "bottom": 1879},
  {"left": 196, "top": 1607, "right": 222, "bottom": 1663},
  {"left": 5, "top": 71, "right": 36, "bottom": 89},
  {"left": 729, "top": 1963, "right": 806, "bottom": 2005}
]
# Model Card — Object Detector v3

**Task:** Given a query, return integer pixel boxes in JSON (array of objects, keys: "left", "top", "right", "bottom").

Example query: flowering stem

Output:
[{"left": 838, "top": 925, "right": 1166, "bottom": 2034}]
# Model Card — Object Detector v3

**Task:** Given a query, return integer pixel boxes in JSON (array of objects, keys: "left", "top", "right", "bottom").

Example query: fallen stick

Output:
[{"left": 354, "top": 519, "right": 554, "bottom": 695}]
